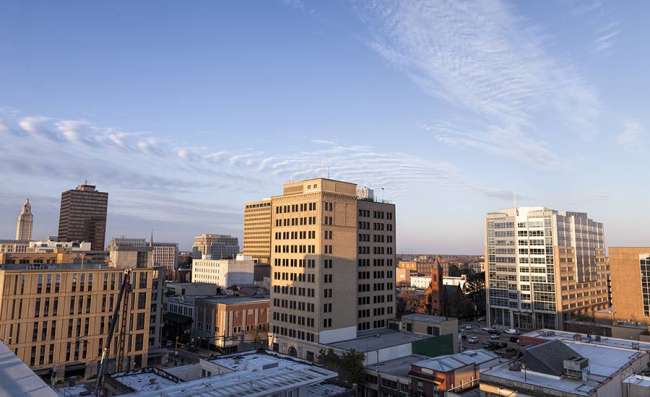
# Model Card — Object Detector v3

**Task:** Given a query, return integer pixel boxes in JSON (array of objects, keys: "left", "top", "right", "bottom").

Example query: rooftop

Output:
[
  {"left": 401, "top": 313, "right": 456, "bottom": 325},
  {"left": 197, "top": 295, "right": 269, "bottom": 305},
  {"left": 365, "top": 354, "right": 430, "bottom": 378},
  {"left": 0, "top": 341, "right": 58, "bottom": 396},
  {"left": 623, "top": 374, "right": 650, "bottom": 388},
  {"left": 112, "top": 369, "right": 180, "bottom": 393},
  {"left": 481, "top": 338, "right": 646, "bottom": 396},
  {"left": 523, "top": 328, "right": 650, "bottom": 351},
  {"left": 120, "top": 351, "right": 337, "bottom": 397},
  {"left": 414, "top": 349, "right": 498, "bottom": 372},
  {"left": 0, "top": 262, "right": 108, "bottom": 271},
  {"left": 326, "top": 328, "right": 430, "bottom": 352}
]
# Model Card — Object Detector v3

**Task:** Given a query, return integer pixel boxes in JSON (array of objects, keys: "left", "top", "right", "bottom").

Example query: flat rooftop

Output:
[
  {"left": 365, "top": 354, "right": 430, "bottom": 378},
  {"left": 111, "top": 369, "right": 180, "bottom": 393},
  {"left": 197, "top": 295, "right": 269, "bottom": 305},
  {"left": 326, "top": 328, "right": 430, "bottom": 352},
  {"left": 401, "top": 313, "right": 456, "bottom": 325},
  {"left": 0, "top": 342, "right": 58, "bottom": 397},
  {"left": 414, "top": 349, "right": 498, "bottom": 372},
  {"left": 121, "top": 352, "right": 337, "bottom": 397},
  {"left": 624, "top": 374, "right": 650, "bottom": 388},
  {"left": 481, "top": 338, "right": 646, "bottom": 396},
  {"left": 524, "top": 328, "right": 650, "bottom": 351},
  {"left": 0, "top": 262, "right": 107, "bottom": 271}
]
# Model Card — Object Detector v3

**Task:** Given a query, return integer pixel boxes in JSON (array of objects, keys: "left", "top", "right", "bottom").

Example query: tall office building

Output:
[
  {"left": 0, "top": 263, "right": 162, "bottom": 380},
  {"left": 265, "top": 178, "right": 396, "bottom": 360},
  {"left": 609, "top": 247, "right": 650, "bottom": 324},
  {"left": 57, "top": 184, "right": 108, "bottom": 251},
  {"left": 243, "top": 198, "right": 272, "bottom": 264},
  {"left": 15, "top": 199, "right": 33, "bottom": 241},
  {"left": 485, "top": 207, "right": 608, "bottom": 330},
  {"left": 191, "top": 234, "right": 239, "bottom": 259},
  {"left": 151, "top": 242, "right": 178, "bottom": 280}
]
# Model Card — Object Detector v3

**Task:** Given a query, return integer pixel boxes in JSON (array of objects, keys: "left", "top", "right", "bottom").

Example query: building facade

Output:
[
  {"left": 151, "top": 242, "right": 178, "bottom": 280},
  {"left": 15, "top": 199, "right": 33, "bottom": 241},
  {"left": 243, "top": 199, "right": 272, "bottom": 264},
  {"left": 193, "top": 296, "right": 269, "bottom": 353},
  {"left": 485, "top": 207, "right": 608, "bottom": 330},
  {"left": 191, "top": 254, "right": 254, "bottom": 288},
  {"left": 265, "top": 178, "right": 396, "bottom": 360},
  {"left": 0, "top": 263, "right": 162, "bottom": 380},
  {"left": 109, "top": 238, "right": 152, "bottom": 268},
  {"left": 57, "top": 184, "right": 109, "bottom": 251},
  {"left": 609, "top": 247, "right": 650, "bottom": 324},
  {"left": 191, "top": 234, "right": 239, "bottom": 260}
]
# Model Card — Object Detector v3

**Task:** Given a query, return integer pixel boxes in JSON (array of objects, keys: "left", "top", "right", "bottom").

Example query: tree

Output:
[{"left": 317, "top": 348, "right": 365, "bottom": 387}]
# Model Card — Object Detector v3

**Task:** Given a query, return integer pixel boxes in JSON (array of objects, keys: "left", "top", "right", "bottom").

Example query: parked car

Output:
[
  {"left": 467, "top": 336, "right": 479, "bottom": 344},
  {"left": 510, "top": 336, "right": 520, "bottom": 343},
  {"left": 490, "top": 334, "right": 500, "bottom": 340},
  {"left": 504, "top": 328, "right": 520, "bottom": 335},
  {"left": 463, "top": 324, "right": 473, "bottom": 330},
  {"left": 487, "top": 328, "right": 500, "bottom": 335}
]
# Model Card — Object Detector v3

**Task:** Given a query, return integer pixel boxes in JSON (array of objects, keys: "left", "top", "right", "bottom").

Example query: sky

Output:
[{"left": 1, "top": 0, "right": 649, "bottom": 253}]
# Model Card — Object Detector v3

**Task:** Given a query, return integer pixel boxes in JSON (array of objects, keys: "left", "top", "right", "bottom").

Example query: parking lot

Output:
[{"left": 459, "top": 321, "right": 521, "bottom": 356}]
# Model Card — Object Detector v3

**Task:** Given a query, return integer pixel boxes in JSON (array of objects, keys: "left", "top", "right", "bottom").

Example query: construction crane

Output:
[{"left": 95, "top": 269, "right": 132, "bottom": 396}]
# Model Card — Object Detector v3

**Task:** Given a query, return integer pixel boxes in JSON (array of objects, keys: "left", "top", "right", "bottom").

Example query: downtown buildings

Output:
[
  {"left": 57, "top": 183, "right": 109, "bottom": 251},
  {"left": 245, "top": 178, "right": 396, "bottom": 360},
  {"left": 191, "top": 233, "right": 239, "bottom": 260},
  {"left": 609, "top": 247, "right": 650, "bottom": 325},
  {"left": 243, "top": 198, "right": 272, "bottom": 264},
  {"left": 485, "top": 207, "right": 609, "bottom": 330}
]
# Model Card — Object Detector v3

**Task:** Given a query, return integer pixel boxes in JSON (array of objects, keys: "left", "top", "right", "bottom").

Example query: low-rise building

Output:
[
  {"left": 165, "top": 282, "right": 218, "bottom": 297},
  {"left": 480, "top": 337, "right": 649, "bottom": 397},
  {"left": 399, "top": 314, "right": 459, "bottom": 352},
  {"left": 191, "top": 254, "right": 254, "bottom": 288},
  {"left": 193, "top": 295, "right": 270, "bottom": 353},
  {"left": 117, "top": 351, "right": 340, "bottom": 397},
  {"left": 191, "top": 234, "right": 239, "bottom": 260},
  {"left": 396, "top": 267, "right": 411, "bottom": 286},
  {"left": 411, "top": 275, "right": 432, "bottom": 289}
]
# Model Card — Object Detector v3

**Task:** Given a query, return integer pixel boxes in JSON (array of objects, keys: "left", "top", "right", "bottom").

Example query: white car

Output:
[
  {"left": 504, "top": 328, "right": 519, "bottom": 335},
  {"left": 463, "top": 324, "right": 473, "bottom": 330},
  {"left": 490, "top": 334, "right": 500, "bottom": 340},
  {"left": 467, "top": 336, "right": 479, "bottom": 344}
]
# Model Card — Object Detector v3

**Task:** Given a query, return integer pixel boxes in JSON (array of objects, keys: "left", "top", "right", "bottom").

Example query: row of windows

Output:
[
  {"left": 358, "top": 258, "right": 394, "bottom": 267},
  {"left": 274, "top": 244, "right": 316, "bottom": 253},
  {"left": 274, "top": 258, "right": 317, "bottom": 268},
  {"left": 275, "top": 217, "right": 317, "bottom": 227},
  {"left": 359, "top": 246, "right": 392, "bottom": 255},
  {"left": 272, "top": 311, "right": 315, "bottom": 327},
  {"left": 273, "top": 272, "right": 316, "bottom": 283},
  {"left": 274, "top": 230, "right": 316, "bottom": 240},
  {"left": 273, "top": 299, "right": 316, "bottom": 312},
  {"left": 272, "top": 325, "right": 315, "bottom": 342},
  {"left": 276, "top": 202, "right": 317, "bottom": 214}
]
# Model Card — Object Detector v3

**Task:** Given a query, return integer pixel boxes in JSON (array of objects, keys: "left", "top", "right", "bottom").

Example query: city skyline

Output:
[{"left": 2, "top": 0, "right": 650, "bottom": 253}]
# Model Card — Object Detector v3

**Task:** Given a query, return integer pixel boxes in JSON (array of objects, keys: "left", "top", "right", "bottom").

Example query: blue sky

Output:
[{"left": 1, "top": 0, "right": 649, "bottom": 253}]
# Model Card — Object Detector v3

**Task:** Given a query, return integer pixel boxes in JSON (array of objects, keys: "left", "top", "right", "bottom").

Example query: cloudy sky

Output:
[{"left": 1, "top": 0, "right": 648, "bottom": 253}]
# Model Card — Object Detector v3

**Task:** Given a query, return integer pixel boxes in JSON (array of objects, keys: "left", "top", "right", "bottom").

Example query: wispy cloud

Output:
[
  {"left": 593, "top": 21, "right": 620, "bottom": 54},
  {"left": 355, "top": 0, "right": 600, "bottom": 166},
  {"left": 0, "top": 109, "right": 521, "bottom": 203},
  {"left": 617, "top": 120, "right": 648, "bottom": 152}
]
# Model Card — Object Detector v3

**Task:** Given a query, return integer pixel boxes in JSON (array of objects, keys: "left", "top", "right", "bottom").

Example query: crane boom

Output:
[{"left": 95, "top": 269, "right": 131, "bottom": 396}]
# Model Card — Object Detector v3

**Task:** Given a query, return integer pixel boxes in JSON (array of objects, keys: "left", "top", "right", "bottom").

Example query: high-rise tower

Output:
[
  {"left": 15, "top": 199, "right": 33, "bottom": 241},
  {"left": 57, "top": 183, "right": 108, "bottom": 251},
  {"left": 485, "top": 207, "right": 608, "bottom": 330}
]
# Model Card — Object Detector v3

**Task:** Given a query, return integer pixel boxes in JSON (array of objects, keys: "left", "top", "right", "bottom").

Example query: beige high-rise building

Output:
[
  {"left": 16, "top": 199, "right": 33, "bottom": 241},
  {"left": 0, "top": 263, "right": 162, "bottom": 380},
  {"left": 108, "top": 238, "right": 152, "bottom": 268},
  {"left": 262, "top": 178, "right": 396, "bottom": 360},
  {"left": 243, "top": 198, "right": 272, "bottom": 264},
  {"left": 609, "top": 247, "right": 650, "bottom": 324},
  {"left": 485, "top": 207, "right": 608, "bottom": 330}
]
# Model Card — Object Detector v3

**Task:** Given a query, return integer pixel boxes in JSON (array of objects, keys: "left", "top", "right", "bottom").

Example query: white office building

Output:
[{"left": 192, "top": 254, "right": 254, "bottom": 288}]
